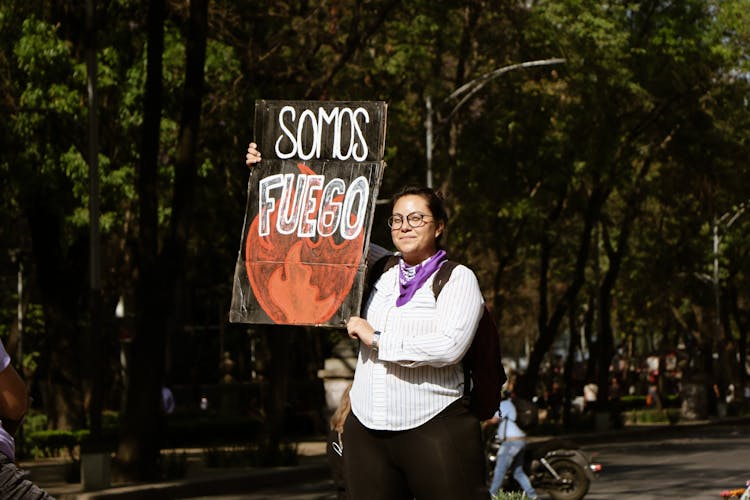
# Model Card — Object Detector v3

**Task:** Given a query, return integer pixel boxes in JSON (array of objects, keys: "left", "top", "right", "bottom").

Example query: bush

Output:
[
  {"left": 15, "top": 409, "right": 267, "bottom": 460},
  {"left": 619, "top": 394, "right": 680, "bottom": 410},
  {"left": 21, "top": 429, "right": 89, "bottom": 459},
  {"left": 623, "top": 408, "right": 680, "bottom": 425}
]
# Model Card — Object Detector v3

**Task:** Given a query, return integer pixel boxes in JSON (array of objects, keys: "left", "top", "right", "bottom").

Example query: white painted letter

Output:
[
  {"left": 297, "top": 109, "right": 319, "bottom": 161},
  {"left": 275, "top": 106, "right": 297, "bottom": 159},
  {"left": 298, "top": 175, "right": 324, "bottom": 237},
  {"left": 340, "top": 176, "right": 369, "bottom": 240},
  {"left": 352, "top": 107, "right": 370, "bottom": 162},
  {"left": 276, "top": 174, "right": 308, "bottom": 234},
  {"left": 318, "top": 107, "right": 339, "bottom": 160},
  {"left": 337, "top": 107, "right": 355, "bottom": 160},
  {"left": 258, "top": 174, "right": 284, "bottom": 236},
  {"left": 317, "top": 179, "right": 345, "bottom": 237}
]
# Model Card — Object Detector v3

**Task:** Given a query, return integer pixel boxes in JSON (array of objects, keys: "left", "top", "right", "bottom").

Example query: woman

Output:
[{"left": 246, "top": 143, "right": 488, "bottom": 499}]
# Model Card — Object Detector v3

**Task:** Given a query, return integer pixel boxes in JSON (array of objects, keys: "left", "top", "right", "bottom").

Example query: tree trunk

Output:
[
  {"left": 517, "top": 187, "right": 606, "bottom": 399},
  {"left": 117, "top": 0, "right": 166, "bottom": 481},
  {"left": 117, "top": 0, "right": 209, "bottom": 480},
  {"left": 562, "top": 300, "right": 580, "bottom": 427},
  {"left": 595, "top": 153, "right": 651, "bottom": 413},
  {"left": 25, "top": 195, "right": 87, "bottom": 429},
  {"left": 595, "top": 218, "right": 633, "bottom": 408},
  {"left": 264, "top": 326, "right": 293, "bottom": 455}
]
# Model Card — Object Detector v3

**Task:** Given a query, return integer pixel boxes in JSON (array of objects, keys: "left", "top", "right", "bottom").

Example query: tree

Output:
[{"left": 118, "top": 0, "right": 209, "bottom": 480}]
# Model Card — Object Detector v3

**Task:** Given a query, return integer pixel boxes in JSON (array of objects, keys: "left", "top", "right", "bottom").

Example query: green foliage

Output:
[
  {"left": 492, "top": 492, "right": 527, "bottom": 500},
  {"left": 17, "top": 410, "right": 119, "bottom": 459},
  {"left": 619, "top": 394, "right": 680, "bottom": 410},
  {"left": 22, "top": 429, "right": 89, "bottom": 459},
  {"left": 13, "top": 16, "right": 82, "bottom": 148},
  {"left": 1, "top": 0, "right": 750, "bottom": 447},
  {"left": 15, "top": 409, "right": 267, "bottom": 461},
  {"left": 623, "top": 408, "right": 681, "bottom": 425},
  {"left": 20, "top": 411, "right": 48, "bottom": 433}
]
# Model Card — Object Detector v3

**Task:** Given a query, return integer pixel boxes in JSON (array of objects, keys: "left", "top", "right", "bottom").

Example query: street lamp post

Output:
[
  {"left": 82, "top": 0, "right": 113, "bottom": 493},
  {"left": 425, "top": 96, "right": 434, "bottom": 188},
  {"left": 424, "top": 58, "right": 565, "bottom": 187},
  {"left": 688, "top": 201, "right": 749, "bottom": 420},
  {"left": 86, "top": 0, "right": 103, "bottom": 439},
  {"left": 711, "top": 201, "right": 749, "bottom": 335},
  {"left": 708, "top": 201, "right": 749, "bottom": 418}
]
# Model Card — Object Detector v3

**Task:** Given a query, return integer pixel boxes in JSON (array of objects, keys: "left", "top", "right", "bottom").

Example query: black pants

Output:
[{"left": 343, "top": 398, "right": 489, "bottom": 500}]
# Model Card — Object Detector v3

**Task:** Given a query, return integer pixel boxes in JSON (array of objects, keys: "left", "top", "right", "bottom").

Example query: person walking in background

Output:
[
  {"left": 161, "top": 385, "right": 175, "bottom": 415},
  {"left": 246, "top": 142, "right": 489, "bottom": 499},
  {"left": 0, "top": 338, "right": 56, "bottom": 499},
  {"left": 486, "top": 391, "right": 538, "bottom": 499}
]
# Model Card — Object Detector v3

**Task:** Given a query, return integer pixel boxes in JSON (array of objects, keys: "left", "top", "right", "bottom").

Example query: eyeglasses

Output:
[{"left": 387, "top": 212, "right": 434, "bottom": 230}]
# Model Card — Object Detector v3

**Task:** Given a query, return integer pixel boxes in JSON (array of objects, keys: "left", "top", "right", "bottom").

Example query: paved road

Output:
[
  {"left": 184, "top": 421, "right": 750, "bottom": 499},
  {"left": 582, "top": 422, "right": 750, "bottom": 500}
]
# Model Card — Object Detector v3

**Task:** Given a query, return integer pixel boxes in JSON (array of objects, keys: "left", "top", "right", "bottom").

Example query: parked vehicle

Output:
[{"left": 486, "top": 436, "right": 601, "bottom": 500}]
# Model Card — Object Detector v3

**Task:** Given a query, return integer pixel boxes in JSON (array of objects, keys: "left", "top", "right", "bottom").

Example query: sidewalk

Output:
[
  {"left": 21, "top": 441, "right": 331, "bottom": 500},
  {"left": 22, "top": 415, "right": 750, "bottom": 499}
]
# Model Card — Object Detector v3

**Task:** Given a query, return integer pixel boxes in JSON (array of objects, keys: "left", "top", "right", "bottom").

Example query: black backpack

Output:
[
  {"left": 510, "top": 397, "right": 538, "bottom": 430},
  {"left": 364, "top": 255, "right": 507, "bottom": 420}
]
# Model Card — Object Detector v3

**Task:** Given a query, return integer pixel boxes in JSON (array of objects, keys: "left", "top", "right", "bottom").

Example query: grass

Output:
[
  {"left": 492, "top": 492, "right": 529, "bottom": 500},
  {"left": 623, "top": 407, "right": 681, "bottom": 425}
]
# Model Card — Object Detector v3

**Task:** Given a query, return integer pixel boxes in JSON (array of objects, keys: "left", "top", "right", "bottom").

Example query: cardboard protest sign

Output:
[{"left": 229, "top": 100, "right": 387, "bottom": 327}]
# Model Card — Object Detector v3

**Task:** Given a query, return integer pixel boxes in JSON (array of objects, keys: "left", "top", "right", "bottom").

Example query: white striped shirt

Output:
[{"left": 349, "top": 261, "right": 484, "bottom": 431}]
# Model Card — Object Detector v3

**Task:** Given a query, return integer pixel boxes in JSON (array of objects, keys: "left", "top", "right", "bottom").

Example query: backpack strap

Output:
[
  {"left": 362, "top": 254, "right": 399, "bottom": 309},
  {"left": 432, "top": 260, "right": 459, "bottom": 298},
  {"left": 429, "top": 261, "right": 477, "bottom": 402}
]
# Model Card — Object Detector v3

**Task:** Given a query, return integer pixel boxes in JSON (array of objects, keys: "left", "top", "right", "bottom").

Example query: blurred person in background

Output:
[{"left": 0, "top": 338, "right": 56, "bottom": 499}]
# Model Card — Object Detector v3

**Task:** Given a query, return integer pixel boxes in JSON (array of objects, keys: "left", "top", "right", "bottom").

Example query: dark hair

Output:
[{"left": 391, "top": 186, "right": 448, "bottom": 226}]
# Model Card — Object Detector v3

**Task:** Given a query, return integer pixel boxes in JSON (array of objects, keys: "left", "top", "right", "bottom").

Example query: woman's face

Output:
[{"left": 390, "top": 194, "right": 444, "bottom": 265}]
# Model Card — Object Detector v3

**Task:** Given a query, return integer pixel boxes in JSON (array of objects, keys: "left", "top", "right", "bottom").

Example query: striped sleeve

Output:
[{"left": 377, "top": 265, "right": 484, "bottom": 367}]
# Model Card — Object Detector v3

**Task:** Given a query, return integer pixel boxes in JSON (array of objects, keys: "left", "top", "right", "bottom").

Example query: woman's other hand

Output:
[
  {"left": 347, "top": 316, "right": 376, "bottom": 347},
  {"left": 246, "top": 142, "right": 261, "bottom": 168}
]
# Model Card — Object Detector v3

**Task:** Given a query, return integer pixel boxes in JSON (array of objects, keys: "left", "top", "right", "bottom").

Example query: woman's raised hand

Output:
[{"left": 245, "top": 142, "right": 261, "bottom": 168}]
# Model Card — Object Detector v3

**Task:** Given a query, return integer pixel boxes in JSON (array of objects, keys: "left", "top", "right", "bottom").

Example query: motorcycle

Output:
[{"left": 486, "top": 435, "right": 601, "bottom": 500}]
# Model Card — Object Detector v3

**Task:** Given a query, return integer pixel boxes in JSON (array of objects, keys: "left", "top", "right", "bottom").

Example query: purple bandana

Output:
[{"left": 396, "top": 250, "right": 447, "bottom": 307}]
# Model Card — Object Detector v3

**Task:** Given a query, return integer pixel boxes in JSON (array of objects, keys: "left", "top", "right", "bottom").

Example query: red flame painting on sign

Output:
[{"left": 245, "top": 163, "right": 364, "bottom": 324}]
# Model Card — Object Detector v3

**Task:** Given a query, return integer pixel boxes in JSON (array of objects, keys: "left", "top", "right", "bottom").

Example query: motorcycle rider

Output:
[{"left": 486, "top": 390, "right": 539, "bottom": 499}]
